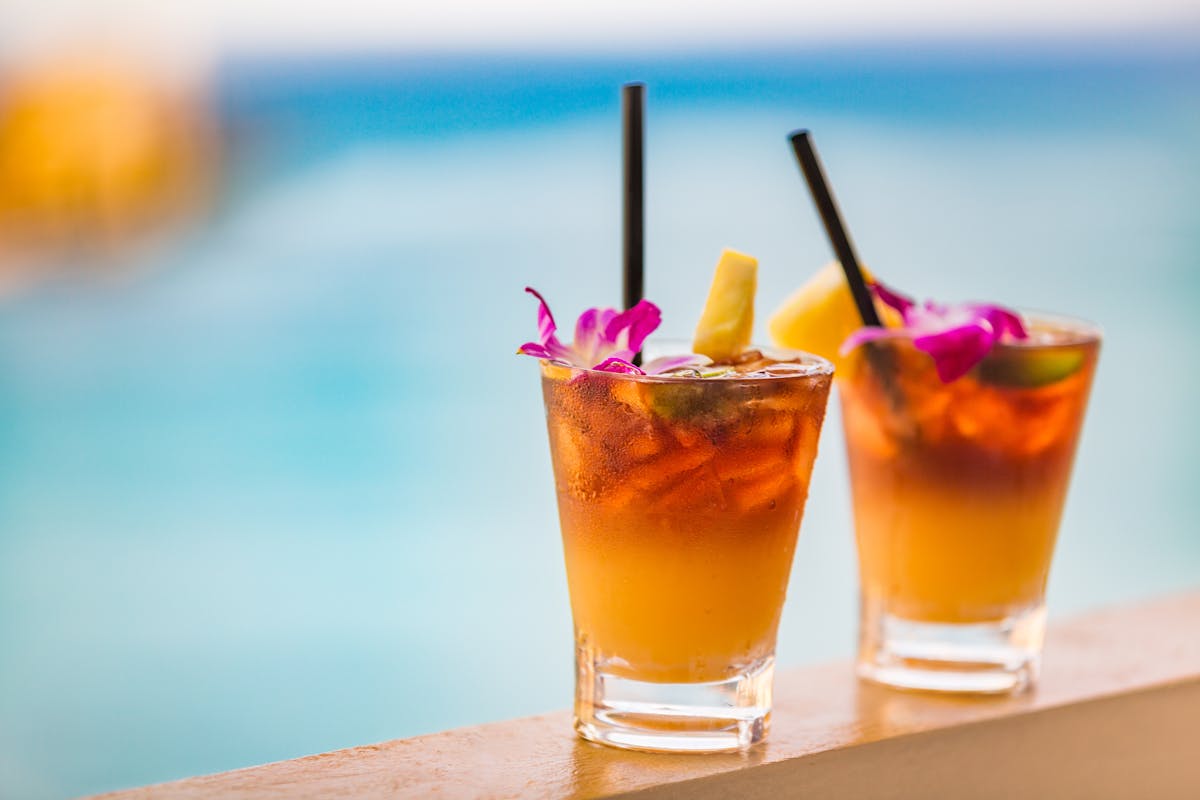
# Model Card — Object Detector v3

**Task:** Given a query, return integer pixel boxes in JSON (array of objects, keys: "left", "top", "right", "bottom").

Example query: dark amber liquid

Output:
[
  {"left": 541, "top": 360, "right": 832, "bottom": 682},
  {"left": 841, "top": 326, "right": 1100, "bottom": 623}
]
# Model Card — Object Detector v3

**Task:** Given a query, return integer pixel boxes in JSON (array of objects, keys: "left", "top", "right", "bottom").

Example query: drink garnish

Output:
[
  {"left": 977, "top": 344, "right": 1087, "bottom": 388},
  {"left": 768, "top": 261, "right": 901, "bottom": 377},
  {"left": 692, "top": 249, "right": 758, "bottom": 361},
  {"left": 841, "top": 281, "right": 1028, "bottom": 383},
  {"left": 517, "top": 287, "right": 707, "bottom": 375}
]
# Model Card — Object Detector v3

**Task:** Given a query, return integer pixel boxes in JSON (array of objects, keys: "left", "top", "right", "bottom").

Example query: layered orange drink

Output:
[
  {"left": 521, "top": 251, "right": 833, "bottom": 750},
  {"left": 773, "top": 264, "right": 1100, "bottom": 693},
  {"left": 840, "top": 327, "right": 1099, "bottom": 627},
  {"left": 545, "top": 353, "right": 831, "bottom": 675}
]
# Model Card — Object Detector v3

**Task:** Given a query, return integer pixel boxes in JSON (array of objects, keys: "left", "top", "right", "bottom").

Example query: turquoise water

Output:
[{"left": 1, "top": 44, "right": 1198, "bottom": 798}]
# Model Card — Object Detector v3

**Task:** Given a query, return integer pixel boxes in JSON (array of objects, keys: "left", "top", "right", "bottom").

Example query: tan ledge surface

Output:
[{"left": 94, "top": 591, "right": 1200, "bottom": 799}]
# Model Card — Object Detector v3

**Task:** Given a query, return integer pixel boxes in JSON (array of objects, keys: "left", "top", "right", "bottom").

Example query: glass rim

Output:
[
  {"left": 995, "top": 309, "right": 1103, "bottom": 350},
  {"left": 538, "top": 339, "right": 834, "bottom": 383},
  {"left": 837, "top": 309, "right": 1102, "bottom": 354}
]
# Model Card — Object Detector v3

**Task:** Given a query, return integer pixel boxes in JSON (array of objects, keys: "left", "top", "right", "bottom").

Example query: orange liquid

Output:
[
  {"left": 542, "top": 360, "right": 831, "bottom": 683},
  {"left": 841, "top": 326, "right": 1100, "bottom": 623}
]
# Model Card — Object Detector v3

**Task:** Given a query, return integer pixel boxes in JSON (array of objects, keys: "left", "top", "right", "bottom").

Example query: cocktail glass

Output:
[
  {"left": 539, "top": 347, "right": 833, "bottom": 752},
  {"left": 841, "top": 315, "right": 1100, "bottom": 693}
]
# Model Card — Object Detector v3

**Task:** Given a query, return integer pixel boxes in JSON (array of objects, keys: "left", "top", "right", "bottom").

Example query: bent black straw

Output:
[
  {"left": 789, "top": 129, "right": 906, "bottom": 413},
  {"left": 789, "top": 130, "right": 881, "bottom": 329}
]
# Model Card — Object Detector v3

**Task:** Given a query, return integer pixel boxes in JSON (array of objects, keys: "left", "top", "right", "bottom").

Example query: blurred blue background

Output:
[{"left": 0, "top": 10, "right": 1199, "bottom": 798}]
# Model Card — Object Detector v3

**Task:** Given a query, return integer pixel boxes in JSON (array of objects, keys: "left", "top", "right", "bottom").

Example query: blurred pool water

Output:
[{"left": 0, "top": 43, "right": 1198, "bottom": 798}]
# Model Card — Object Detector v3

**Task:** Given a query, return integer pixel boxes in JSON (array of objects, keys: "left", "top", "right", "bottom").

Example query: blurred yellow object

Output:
[
  {"left": 0, "top": 52, "right": 215, "bottom": 268},
  {"left": 768, "top": 261, "right": 899, "bottom": 377},
  {"left": 692, "top": 248, "right": 758, "bottom": 362}
]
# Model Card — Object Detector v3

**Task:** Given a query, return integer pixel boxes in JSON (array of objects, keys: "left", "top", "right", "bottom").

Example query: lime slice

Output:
[
  {"left": 645, "top": 382, "right": 710, "bottom": 422},
  {"left": 977, "top": 348, "right": 1085, "bottom": 388}
]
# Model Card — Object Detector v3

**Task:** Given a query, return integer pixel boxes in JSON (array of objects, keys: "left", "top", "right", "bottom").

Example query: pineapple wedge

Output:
[
  {"left": 692, "top": 249, "right": 758, "bottom": 361},
  {"left": 768, "top": 261, "right": 865, "bottom": 366},
  {"left": 768, "top": 261, "right": 895, "bottom": 375}
]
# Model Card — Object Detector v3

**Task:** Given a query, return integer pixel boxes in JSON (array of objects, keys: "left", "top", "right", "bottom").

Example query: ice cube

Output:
[
  {"left": 646, "top": 464, "right": 727, "bottom": 513},
  {"left": 726, "top": 468, "right": 797, "bottom": 513},
  {"left": 600, "top": 441, "right": 718, "bottom": 510}
]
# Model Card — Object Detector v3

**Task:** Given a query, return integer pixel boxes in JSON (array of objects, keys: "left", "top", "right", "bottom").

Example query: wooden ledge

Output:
[{"left": 94, "top": 592, "right": 1200, "bottom": 799}]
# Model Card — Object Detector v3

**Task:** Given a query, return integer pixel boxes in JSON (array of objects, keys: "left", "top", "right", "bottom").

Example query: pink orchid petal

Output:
[
  {"left": 969, "top": 304, "right": 1028, "bottom": 341},
  {"left": 520, "top": 288, "right": 579, "bottom": 362},
  {"left": 582, "top": 308, "right": 622, "bottom": 364},
  {"left": 521, "top": 338, "right": 574, "bottom": 361},
  {"left": 604, "top": 300, "right": 662, "bottom": 354},
  {"left": 838, "top": 284, "right": 1029, "bottom": 383},
  {"left": 839, "top": 325, "right": 912, "bottom": 356},
  {"left": 517, "top": 288, "right": 665, "bottom": 372},
  {"left": 871, "top": 280, "right": 916, "bottom": 320},
  {"left": 572, "top": 308, "right": 603, "bottom": 365},
  {"left": 599, "top": 348, "right": 637, "bottom": 363},
  {"left": 524, "top": 287, "right": 559, "bottom": 344},
  {"left": 920, "top": 299, "right": 949, "bottom": 318},
  {"left": 593, "top": 357, "right": 646, "bottom": 375},
  {"left": 575, "top": 307, "right": 620, "bottom": 347},
  {"left": 517, "top": 342, "right": 554, "bottom": 358},
  {"left": 642, "top": 354, "right": 711, "bottom": 375},
  {"left": 913, "top": 321, "right": 996, "bottom": 383},
  {"left": 573, "top": 307, "right": 603, "bottom": 346}
]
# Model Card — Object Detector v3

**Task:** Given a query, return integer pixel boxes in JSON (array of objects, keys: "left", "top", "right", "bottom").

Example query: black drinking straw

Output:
[
  {"left": 789, "top": 130, "right": 904, "bottom": 410},
  {"left": 623, "top": 83, "right": 645, "bottom": 363},
  {"left": 789, "top": 130, "right": 881, "bottom": 329}
]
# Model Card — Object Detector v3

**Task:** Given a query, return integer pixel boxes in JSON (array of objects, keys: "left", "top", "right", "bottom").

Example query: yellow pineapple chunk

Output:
[
  {"left": 692, "top": 249, "right": 758, "bottom": 361},
  {"left": 768, "top": 261, "right": 896, "bottom": 375}
]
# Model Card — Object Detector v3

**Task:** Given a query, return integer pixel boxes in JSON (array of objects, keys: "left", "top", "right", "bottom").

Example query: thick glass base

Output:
[
  {"left": 858, "top": 599, "right": 1046, "bottom": 695},
  {"left": 574, "top": 649, "right": 773, "bottom": 753}
]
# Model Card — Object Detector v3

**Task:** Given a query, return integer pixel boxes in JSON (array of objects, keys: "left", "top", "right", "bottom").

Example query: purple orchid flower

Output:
[
  {"left": 841, "top": 281, "right": 1028, "bottom": 383},
  {"left": 517, "top": 288, "right": 708, "bottom": 375}
]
